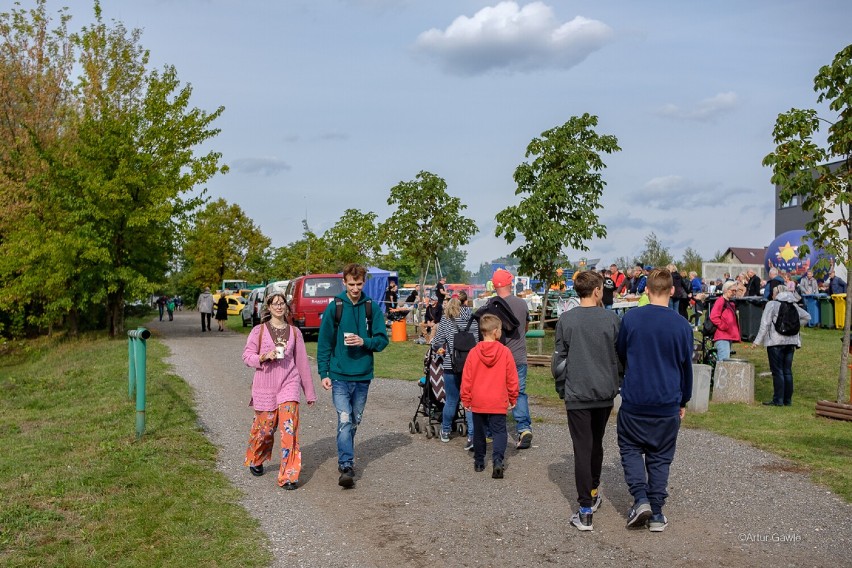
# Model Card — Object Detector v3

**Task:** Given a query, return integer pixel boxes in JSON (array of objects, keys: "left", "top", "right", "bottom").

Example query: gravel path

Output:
[{"left": 147, "top": 311, "right": 851, "bottom": 568}]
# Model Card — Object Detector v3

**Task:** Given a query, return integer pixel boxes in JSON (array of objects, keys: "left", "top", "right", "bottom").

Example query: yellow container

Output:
[{"left": 831, "top": 294, "right": 847, "bottom": 329}]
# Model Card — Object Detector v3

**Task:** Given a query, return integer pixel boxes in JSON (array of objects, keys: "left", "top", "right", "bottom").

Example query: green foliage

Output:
[
  {"left": 180, "top": 198, "right": 271, "bottom": 290},
  {"left": 496, "top": 114, "right": 619, "bottom": 320},
  {"left": 269, "top": 224, "right": 336, "bottom": 279},
  {"left": 379, "top": 171, "right": 478, "bottom": 289},
  {"left": 680, "top": 246, "right": 704, "bottom": 275},
  {"left": 762, "top": 43, "right": 852, "bottom": 402},
  {"left": 437, "top": 246, "right": 470, "bottom": 283},
  {"left": 0, "top": 1, "right": 226, "bottom": 338},
  {"left": 636, "top": 232, "right": 673, "bottom": 268},
  {"left": 322, "top": 208, "right": 382, "bottom": 269}
]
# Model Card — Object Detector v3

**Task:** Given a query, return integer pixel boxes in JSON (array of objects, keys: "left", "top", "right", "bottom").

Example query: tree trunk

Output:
[
  {"left": 839, "top": 285, "right": 852, "bottom": 403},
  {"left": 539, "top": 286, "right": 550, "bottom": 330},
  {"left": 107, "top": 288, "right": 125, "bottom": 338}
]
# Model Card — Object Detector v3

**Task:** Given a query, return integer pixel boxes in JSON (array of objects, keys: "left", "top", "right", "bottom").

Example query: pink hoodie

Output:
[{"left": 242, "top": 324, "right": 316, "bottom": 410}]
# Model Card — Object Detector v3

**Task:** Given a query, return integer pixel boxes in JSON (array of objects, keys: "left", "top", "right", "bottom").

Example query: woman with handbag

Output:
[{"left": 242, "top": 293, "right": 316, "bottom": 489}]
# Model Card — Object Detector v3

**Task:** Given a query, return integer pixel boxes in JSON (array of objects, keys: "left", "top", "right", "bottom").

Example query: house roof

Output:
[{"left": 725, "top": 247, "right": 767, "bottom": 264}]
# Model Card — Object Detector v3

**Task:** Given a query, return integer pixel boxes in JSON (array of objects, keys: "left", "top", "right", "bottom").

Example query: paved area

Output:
[{"left": 146, "top": 311, "right": 851, "bottom": 568}]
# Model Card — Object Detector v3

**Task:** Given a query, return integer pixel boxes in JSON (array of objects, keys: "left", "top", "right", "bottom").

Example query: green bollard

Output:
[
  {"left": 128, "top": 335, "right": 136, "bottom": 399},
  {"left": 127, "top": 327, "right": 151, "bottom": 439}
]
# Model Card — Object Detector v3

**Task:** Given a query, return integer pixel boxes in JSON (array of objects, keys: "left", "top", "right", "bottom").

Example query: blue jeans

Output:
[
  {"left": 512, "top": 364, "right": 531, "bottom": 434},
  {"left": 331, "top": 380, "right": 371, "bottom": 469},
  {"left": 767, "top": 344, "right": 795, "bottom": 405},
  {"left": 441, "top": 371, "right": 460, "bottom": 434},
  {"left": 669, "top": 298, "right": 680, "bottom": 313},
  {"left": 714, "top": 340, "right": 731, "bottom": 361}
]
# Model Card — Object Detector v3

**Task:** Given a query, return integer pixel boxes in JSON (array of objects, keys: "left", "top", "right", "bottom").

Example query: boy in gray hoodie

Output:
[{"left": 552, "top": 270, "right": 621, "bottom": 531}]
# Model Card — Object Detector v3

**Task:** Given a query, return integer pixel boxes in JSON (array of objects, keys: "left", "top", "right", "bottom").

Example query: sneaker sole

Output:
[
  {"left": 591, "top": 493, "right": 602, "bottom": 513},
  {"left": 338, "top": 474, "right": 355, "bottom": 488},
  {"left": 649, "top": 522, "right": 668, "bottom": 532},
  {"left": 572, "top": 521, "right": 593, "bottom": 532},
  {"left": 517, "top": 432, "right": 532, "bottom": 449},
  {"left": 626, "top": 504, "right": 652, "bottom": 529}
]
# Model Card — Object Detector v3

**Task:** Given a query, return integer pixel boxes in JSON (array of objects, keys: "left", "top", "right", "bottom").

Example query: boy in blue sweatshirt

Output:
[
  {"left": 318, "top": 264, "right": 388, "bottom": 489},
  {"left": 615, "top": 268, "right": 693, "bottom": 532}
]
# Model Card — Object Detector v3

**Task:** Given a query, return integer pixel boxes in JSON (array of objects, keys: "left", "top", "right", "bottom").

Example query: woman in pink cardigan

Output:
[
  {"left": 242, "top": 293, "right": 316, "bottom": 489},
  {"left": 709, "top": 280, "right": 741, "bottom": 362}
]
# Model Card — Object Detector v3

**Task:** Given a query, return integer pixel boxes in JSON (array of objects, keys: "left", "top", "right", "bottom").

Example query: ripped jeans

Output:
[{"left": 331, "top": 379, "right": 371, "bottom": 470}]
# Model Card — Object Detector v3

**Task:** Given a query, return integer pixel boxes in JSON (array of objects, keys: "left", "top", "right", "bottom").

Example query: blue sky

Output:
[{"left": 52, "top": 0, "right": 850, "bottom": 271}]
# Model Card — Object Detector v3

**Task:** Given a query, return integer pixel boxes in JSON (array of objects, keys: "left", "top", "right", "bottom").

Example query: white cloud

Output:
[
  {"left": 414, "top": 1, "right": 614, "bottom": 75},
  {"left": 655, "top": 91, "right": 739, "bottom": 122},
  {"left": 639, "top": 175, "right": 740, "bottom": 210},
  {"left": 230, "top": 157, "right": 291, "bottom": 176}
]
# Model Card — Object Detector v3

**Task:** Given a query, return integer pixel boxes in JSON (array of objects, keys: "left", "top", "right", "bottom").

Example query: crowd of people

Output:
[{"left": 230, "top": 260, "right": 829, "bottom": 535}]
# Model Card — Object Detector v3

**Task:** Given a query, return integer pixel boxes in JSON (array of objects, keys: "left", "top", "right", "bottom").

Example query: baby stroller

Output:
[{"left": 408, "top": 345, "right": 467, "bottom": 438}]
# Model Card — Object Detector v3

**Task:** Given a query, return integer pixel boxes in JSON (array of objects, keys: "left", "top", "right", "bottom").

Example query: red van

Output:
[{"left": 286, "top": 273, "right": 343, "bottom": 334}]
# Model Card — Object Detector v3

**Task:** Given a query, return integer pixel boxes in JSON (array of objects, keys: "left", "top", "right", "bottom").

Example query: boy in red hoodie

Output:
[{"left": 461, "top": 314, "right": 520, "bottom": 478}]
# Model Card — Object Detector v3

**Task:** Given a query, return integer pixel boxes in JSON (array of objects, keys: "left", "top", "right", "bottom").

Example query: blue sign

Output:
[{"left": 764, "top": 230, "right": 833, "bottom": 277}]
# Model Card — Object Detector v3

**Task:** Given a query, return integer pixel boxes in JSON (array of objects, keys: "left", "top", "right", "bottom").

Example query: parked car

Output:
[
  {"left": 241, "top": 288, "right": 265, "bottom": 327},
  {"left": 212, "top": 293, "right": 246, "bottom": 317},
  {"left": 285, "top": 274, "right": 343, "bottom": 335}
]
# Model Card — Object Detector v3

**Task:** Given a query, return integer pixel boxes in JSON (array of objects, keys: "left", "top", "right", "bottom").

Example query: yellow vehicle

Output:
[{"left": 212, "top": 293, "right": 246, "bottom": 317}]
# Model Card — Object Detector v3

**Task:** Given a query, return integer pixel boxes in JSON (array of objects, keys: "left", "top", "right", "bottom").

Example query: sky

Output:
[{"left": 43, "top": 0, "right": 852, "bottom": 272}]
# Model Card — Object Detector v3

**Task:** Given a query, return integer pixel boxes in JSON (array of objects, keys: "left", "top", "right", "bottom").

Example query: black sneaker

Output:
[
  {"left": 338, "top": 467, "right": 355, "bottom": 488},
  {"left": 464, "top": 438, "right": 474, "bottom": 451},
  {"left": 571, "top": 510, "right": 593, "bottom": 531},
  {"left": 626, "top": 501, "right": 652, "bottom": 529},
  {"left": 492, "top": 461, "right": 504, "bottom": 479},
  {"left": 517, "top": 430, "right": 532, "bottom": 449},
  {"left": 249, "top": 464, "right": 264, "bottom": 477},
  {"left": 474, "top": 463, "right": 485, "bottom": 472}
]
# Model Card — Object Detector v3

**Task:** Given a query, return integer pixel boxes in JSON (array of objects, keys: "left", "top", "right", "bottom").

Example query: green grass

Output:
[
  {"left": 685, "top": 326, "right": 852, "bottom": 501},
  {"left": 233, "top": 318, "right": 852, "bottom": 502},
  {"left": 0, "top": 330, "right": 270, "bottom": 567}
]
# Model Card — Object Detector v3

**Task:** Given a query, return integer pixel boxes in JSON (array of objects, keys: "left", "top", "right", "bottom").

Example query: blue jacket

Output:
[{"left": 616, "top": 304, "right": 693, "bottom": 417}]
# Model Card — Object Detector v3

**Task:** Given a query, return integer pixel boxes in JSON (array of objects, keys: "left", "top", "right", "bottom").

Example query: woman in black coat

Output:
[{"left": 215, "top": 293, "right": 230, "bottom": 331}]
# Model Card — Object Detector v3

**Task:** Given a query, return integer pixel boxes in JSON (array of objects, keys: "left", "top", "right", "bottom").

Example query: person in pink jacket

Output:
[
  {"left": 461, "top": 314, "right": 519, "bottom": 479},
  {"left": 242, "top": 292, "right": 316, "bottom": 489},
  {"left": 709, "top": 280, "right": 741, "bottom": 361}
]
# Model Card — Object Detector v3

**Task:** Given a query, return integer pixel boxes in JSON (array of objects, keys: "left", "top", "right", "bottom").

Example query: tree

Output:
[
  {"left": 181, "top": 198, "right": 271, "bottom": 290},
  {"left": 0, "top": 1, "right": 226, "bottom": 337},
  {"left": 680, "top": 247, "right": 704, "bottom": 276},
  {"left": 323, "top": 208, "right": 381, "bottom": 269},
  {"left": 762, "top": 44, "right": 852, "bottom": 403},
  {"left": 379, "top": 171, "right": 478, "bottom": 292},
  {"left": 268, "top": 224, "right": 335, "bottom": 279},
  {"left": 495, "top": 114, "right": 620, "bottom": 326},
  {"left": 437, "top": 246, "right": 470, "bottom": 283},
  {"left": 636, "top": 232, "right": 673, "bottom": 268},
  {"left": 610, "top": 256, "right": 635, "bottom": 273}
]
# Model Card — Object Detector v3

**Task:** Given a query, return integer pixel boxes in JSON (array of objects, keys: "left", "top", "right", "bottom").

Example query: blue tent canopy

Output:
[{"left": 364, "top": 266, "right": 398, "bottom": 314}]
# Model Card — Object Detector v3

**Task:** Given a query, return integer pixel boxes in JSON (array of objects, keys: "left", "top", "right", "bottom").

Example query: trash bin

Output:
[
  {"left": 819, "top": 296, "right": 835, "bottom": 329},
  {"left": 832, "top": 293, "right": 847, "bottom": 329},
  {"left": 802, "top": 294, "right": 821, "bottom": 327},
  {"left": 734, "top": 296, "right": 767, "bottom": 342},
  {"left": 391, "top": 320, "right": 408, "bottom": 342}
]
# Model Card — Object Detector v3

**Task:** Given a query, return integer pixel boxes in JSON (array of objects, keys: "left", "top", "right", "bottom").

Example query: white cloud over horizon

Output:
[
  {"left": 655, "top": 92, "right": 739, "bottom": 122},
  {"left": 229, "top": 157, "right": 291, "bottom": 176},
  {"left": 414, "top": 1, "right": 615, "bottom": 75}
]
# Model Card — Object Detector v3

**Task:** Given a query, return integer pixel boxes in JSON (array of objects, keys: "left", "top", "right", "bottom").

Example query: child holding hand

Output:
[{"left": 461, "top": 314, "right": 519, "bottom": 479}]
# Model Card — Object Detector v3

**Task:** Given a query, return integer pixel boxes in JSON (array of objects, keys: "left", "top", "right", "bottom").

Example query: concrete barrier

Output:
[
  {"left": 712, "top": 359, "right": 754, "bottom": 404},
  {"left": 688, "top": 364, "right": 712, "bottom": 413}
]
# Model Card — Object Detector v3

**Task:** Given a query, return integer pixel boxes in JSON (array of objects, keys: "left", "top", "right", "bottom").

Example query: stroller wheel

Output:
[
  {"left": 457, "top": 423, "right": 466, "bottom": 435},
  {"left": 408, "top": 421, "right": 415, "bottom": 434},
  {"left": 414, "top": 421, "right": 421, "bottom": 433},
  {"left": 426, "top": 425, "right": 434, "bottom": 439}
]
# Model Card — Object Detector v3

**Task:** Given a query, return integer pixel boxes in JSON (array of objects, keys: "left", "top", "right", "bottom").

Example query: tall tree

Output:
[
  {"left": 637, "top": 232, "right": 673, "bottom": 268},
  {"left": 0, "top": 1, "right": 226, "bottom": 337},
  {"left": 181, "top": 198, "right": 271, "bottom": 290},
  {"left": 762, "top": 43, "right": 852, "bottom": 403},
  {"left": 323, "top": 208, "right": 381, "bottom": 269},
  {"left": 379, "top": 170, "right": 478, "bottom": 292},
  {"left": 495, "top": 114, "right": 620, "bottom": 326},
  {"left": 268, "top": 226, "right": 335, "bottom": 279},
  {"left": 680, "top": 247, "right": 704, "bottom": 276},
  {"left": 437, "top": 246, "right": 470, "bottom": 283}
]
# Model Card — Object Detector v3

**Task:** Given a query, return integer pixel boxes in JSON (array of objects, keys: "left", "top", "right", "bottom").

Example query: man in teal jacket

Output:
[{"left": 318, "top": 263, "right": 388, "bottom": 488}]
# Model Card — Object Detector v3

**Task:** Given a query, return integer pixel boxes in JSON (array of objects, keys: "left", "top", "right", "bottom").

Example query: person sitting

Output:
[{"left": 418, "top": 296, "right": 442, "bottom": 343}]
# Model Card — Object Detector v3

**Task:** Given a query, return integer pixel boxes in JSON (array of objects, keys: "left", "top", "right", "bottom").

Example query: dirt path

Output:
[{"left": 147, "top": 311, "right": 851, "bottom": 567}]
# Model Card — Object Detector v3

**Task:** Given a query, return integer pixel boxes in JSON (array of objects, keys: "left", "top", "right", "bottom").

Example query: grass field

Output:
[{"left": 0, "top": 323, "right": 270, "bottom": 567}]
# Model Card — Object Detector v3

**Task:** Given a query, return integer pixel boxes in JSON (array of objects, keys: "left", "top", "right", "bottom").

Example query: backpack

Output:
[
  {"left": 333, "top": 297, "right": 373, "bottom": 338},
  {"left": 774, "top": 301, "right": 801, "bottom": 336},
  {"left": 451, "top": 318, "right": 477, "bottom": 376}
]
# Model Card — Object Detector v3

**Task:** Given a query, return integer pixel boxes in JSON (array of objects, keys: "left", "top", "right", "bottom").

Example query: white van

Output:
[{"left": 241, "top": 288, "right": 265, "bottom": 327}]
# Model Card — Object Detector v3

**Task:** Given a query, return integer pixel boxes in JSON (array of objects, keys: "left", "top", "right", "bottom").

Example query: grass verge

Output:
[{"left": 0, "top": 330, "right": 270, "bottom": 567}]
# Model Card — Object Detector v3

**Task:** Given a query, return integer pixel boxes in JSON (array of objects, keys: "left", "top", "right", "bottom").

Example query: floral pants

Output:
[{"left": 244, "top": 402, "right": 302, "bottom": 485}]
